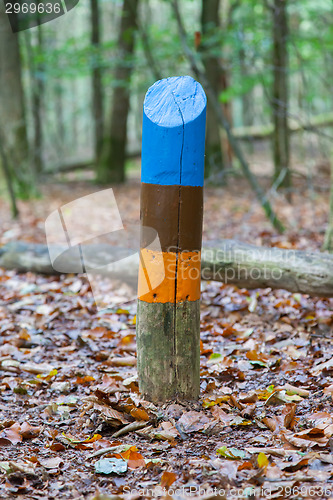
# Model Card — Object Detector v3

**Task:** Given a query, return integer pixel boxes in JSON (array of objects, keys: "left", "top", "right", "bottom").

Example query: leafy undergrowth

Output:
[{"left": 0, "top": 175, "right": 333, "bottom": 499}]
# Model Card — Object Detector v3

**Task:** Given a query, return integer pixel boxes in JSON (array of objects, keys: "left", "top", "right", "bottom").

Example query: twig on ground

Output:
[{"left": 112, "top": 421, "right": 148, "bottom": 438}]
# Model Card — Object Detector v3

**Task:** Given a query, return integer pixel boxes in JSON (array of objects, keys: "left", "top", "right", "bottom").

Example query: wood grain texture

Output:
[
  {"left": 140, "top": 183, "right": 203, "bottom": 252},
  {"left": 137, "top": 299, "right": 200, "bottom": 401},
  {"left": 138, "top": 249, "right": 201, "bottom": 303}
]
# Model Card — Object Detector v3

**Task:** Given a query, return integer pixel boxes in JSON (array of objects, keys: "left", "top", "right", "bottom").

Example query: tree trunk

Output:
[
  {"left": 0, "top": 9, "right": 34, "bottom": 197},
  {"left": 201, "top": 0, "right": 225, "bottom": 179},
  {"left": 97, "top": 0, "right": 139, "bottom": 184},
  {"left": 221, "top": 62, "right": 233, "bottom": 167},
  {"left": 136, "top": 0, "right": 161, "bottom": 81},
  {"left": 272, "top": 0, "right": 291, "bottom": 192},
  {"left": 0, "top": 129, "right": 19, "bottom": 218},
  {"left": 323, "top": 157, "right": 333, "bottom": 253},
  {"left": 24, "top": 26, "right": 44, "bottom": 174},
  {"left": 70, "top": 79, "right": 79, "bottom": 150},
  {"left": 239, "top": 46, "right": 253, "bottom": 128},
  {"left": 34, "top": 25, "right": 44, "bottom": 173},
  {"left": 90, "top": 0, "right": 104, "bottom": 161},
  {"left": 55, "top": 82, "right": 65, "bottom": 156},
  {"left": 2, "top": 240, "right": 333, "bottom": 299}
]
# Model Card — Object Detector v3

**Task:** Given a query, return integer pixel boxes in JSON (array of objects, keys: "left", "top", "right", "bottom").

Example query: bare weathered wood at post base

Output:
[{"left": 137, "top": 76, "right": 207, "bottom": 402}]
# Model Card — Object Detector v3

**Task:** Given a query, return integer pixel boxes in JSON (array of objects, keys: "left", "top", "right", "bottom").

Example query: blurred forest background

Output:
[
  {"left": 2, "top": 3, "right": 333, "bottom": 495},
  {"left": 0, "top": 0, "right": 333, "bottom": 241}
]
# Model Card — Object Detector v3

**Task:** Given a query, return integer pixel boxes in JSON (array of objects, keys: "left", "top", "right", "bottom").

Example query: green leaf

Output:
[
  {"left": 0, "top": 462, "right": 11, "bottom": 473},
  {"left": 94, "top": 458, "right": 128, "bottom": 475},
  {"left": 209, "top": 352, "right": 223, "bottom": 360},
  {"left": 207, "top": 353, "right": 223, "bottom": 363},
  {"left": 13, "top": 386, "right": 28, "bottom": 395},
  {"left": 249, "top": 359, "right": 267, "bottom": 368},
  {"left": 257, "top": 452, "right": 269, "bottom": 468},
  {"left": 217, "top": 446, "right": 246, "bottom": 460}
]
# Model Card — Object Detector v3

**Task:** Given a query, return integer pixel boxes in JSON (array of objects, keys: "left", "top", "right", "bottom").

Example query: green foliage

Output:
[
  {"left": 14, "top": 0, "right": 333, "bottom": 177},
  {"left": 23, "top": 0, "right": 333, "bottom": 115}
]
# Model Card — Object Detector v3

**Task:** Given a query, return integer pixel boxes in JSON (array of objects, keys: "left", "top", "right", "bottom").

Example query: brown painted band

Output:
[{"left": 140, "top": 183, "right": 203, "bottom": 253}]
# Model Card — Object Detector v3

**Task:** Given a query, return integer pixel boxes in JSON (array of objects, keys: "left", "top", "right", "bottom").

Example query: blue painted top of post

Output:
[{"left": 141, "top": 76, "right": 207, "bottom": 187}]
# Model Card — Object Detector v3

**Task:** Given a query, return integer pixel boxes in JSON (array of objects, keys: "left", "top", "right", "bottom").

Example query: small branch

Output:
[
  {"left": 112, "top": 421, "right": 147, "bottom": 438},
  {"left": 87, "top": 446, "right": 123, "bottom": 459}
]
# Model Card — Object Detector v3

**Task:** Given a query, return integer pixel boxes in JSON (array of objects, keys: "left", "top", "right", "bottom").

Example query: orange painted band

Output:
[{"left": 138, "top": 248, "right": 201, "bottom": 303}]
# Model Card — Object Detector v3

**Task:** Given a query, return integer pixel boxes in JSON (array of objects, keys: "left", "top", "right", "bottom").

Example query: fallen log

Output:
[
  {"left": 0, "top": 240, "right": 332, "bottom": 298},
  {"left": 202, "top": 240, "right": 333, "bottom": 298}
]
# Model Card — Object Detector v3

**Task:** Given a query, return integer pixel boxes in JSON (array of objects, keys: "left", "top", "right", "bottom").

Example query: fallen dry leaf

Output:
[
  {"left": 88, "top": 400, "right": 130, "bottom": 427},
  {"left": 130, "top": 407, "right": 150, "bottom": 421},
  {"left": 178, "top": 411, "right": 211, "bottom": 433},
  {"left": 311, "top": 358, "right": 333, "bottom": 376},
  {"left": 160, "top": 470, "right": 177, "bottom": 488},
  {"left": 39, "top": 456, "right": 64, "bottom": 470},
  {"left": 20, "top": 422, "right": 42, "bottom": 439},
  {"left": 120, "top": 446, "right": 146, "bottom": 469},
  {"left": 0, "top": 423, "right": 22, "bottom": 446}
]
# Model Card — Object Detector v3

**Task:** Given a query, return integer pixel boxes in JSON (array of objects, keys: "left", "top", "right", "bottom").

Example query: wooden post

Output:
[{"left": 137, "top": 76, "right": 206, "bottom": 402}]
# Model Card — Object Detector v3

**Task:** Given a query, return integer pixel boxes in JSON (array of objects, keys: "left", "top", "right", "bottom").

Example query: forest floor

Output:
[{"left": 0, "top": 167, "right": 333, "bottom": 499}]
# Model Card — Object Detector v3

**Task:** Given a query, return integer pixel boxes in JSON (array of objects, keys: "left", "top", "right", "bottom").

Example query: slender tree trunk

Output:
[
  {"left": 136, "top": 0, "right": 161, "bottom": 81},
  {"left": 97, "top": 0, "right": 139, "bottom": 184},
  {"left": 201, "top": 0, "right": 224, "bottom": 179},
  {"left": 70, "top": 79, "right": 79, "bottom": 150},
  {"left": 0, "top": 9, "right": 34, "bottom": 197},
  {"left": 55, "top": 82, "right": 65, "bottom": 156},
  {"left": 239, "top": 45, "right": 254, "bottom": 155},
  {"left": 239, "top": 46, "right": 253, "bottom": 128},
  {"left": 220, "top": 61, "right": 233, "bottom": 167},
  {"left": 0, "top": 128, "right": 19, "bottom": 218},
  {"left": 24, "top": 26, "right": 44, "bottom": 174},
  {"left": 271, "top": 0, "right": 291, "bottom": 192},
  {"left": 323, "top": 157, "right": 333, "bottom": 253},
  {"left": 90, "top": 0, "right": 104, "bottom": 161},
  {"left": 34, "top": 25, "right": 44, "bottom": 173}
]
